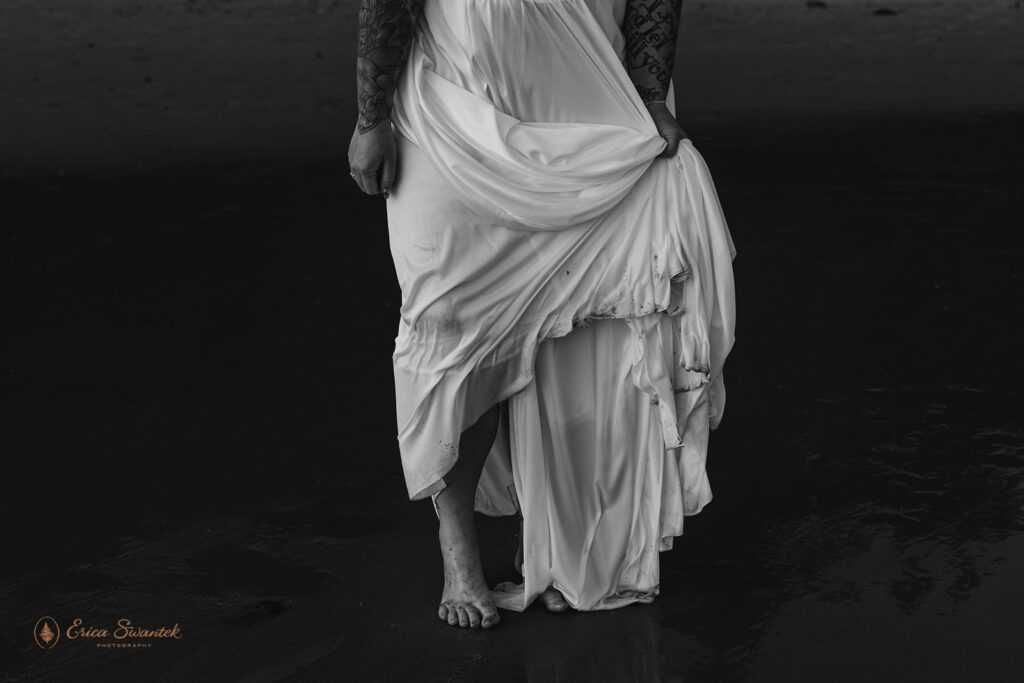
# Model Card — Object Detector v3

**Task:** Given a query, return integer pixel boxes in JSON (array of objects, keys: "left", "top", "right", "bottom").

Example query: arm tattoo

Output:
[
  {"left": 623, "top": 0, "right": 684, "bottom": 104},
  {"left": 356, "top": 0, "right": 424, "bottom": 133}
]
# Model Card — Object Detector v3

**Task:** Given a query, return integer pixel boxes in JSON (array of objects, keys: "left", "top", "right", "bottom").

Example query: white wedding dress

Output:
[{"left": 386, "top": 0, "right": 736, "bottom": 611}]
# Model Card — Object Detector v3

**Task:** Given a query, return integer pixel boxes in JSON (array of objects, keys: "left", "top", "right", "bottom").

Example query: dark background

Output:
[{"left": 4, "top": 1, "right": 1024, "bottom": 680}]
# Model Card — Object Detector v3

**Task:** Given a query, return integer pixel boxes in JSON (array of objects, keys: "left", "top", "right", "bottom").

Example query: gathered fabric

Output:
[{"left": 386, "top": 0, "right": 736, "bottom": 610}]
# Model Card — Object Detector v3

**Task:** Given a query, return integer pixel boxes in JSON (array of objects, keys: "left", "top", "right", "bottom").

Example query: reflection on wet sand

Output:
[
  {"left": 767, "top": 384, "right": 1024, "bottom": 607},
  {"left": 664, "top": 380, "right": 1024, "bottom": 678},
  {"left": 511, "top": 605, "right": 669, "bottom": 682}
]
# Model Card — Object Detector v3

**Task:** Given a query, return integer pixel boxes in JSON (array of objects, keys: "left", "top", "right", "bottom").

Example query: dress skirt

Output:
[{"left": 386, "top": 0, "right": 737, "bottom": 611}]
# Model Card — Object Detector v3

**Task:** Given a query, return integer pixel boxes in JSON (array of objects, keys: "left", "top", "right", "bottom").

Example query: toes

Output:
[
  {"left": 480, "top": 607, "right": 500, "bottom": 629},
  {"left": 440, "top": 600, "right": 491, "bottom": 628}
]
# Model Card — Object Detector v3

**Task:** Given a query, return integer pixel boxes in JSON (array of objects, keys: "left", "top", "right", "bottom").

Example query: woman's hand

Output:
[
  {"left": 348, "top": 121, "right": 397, "bottom": 197},
  {"left": 647, "top": 102, "right": 689, "bottom": 158}
]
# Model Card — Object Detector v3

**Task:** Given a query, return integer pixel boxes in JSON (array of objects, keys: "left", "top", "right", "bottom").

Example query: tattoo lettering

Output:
[
  {"left": 623, "top": 0, "right": 683, "bottom": 104},
  {"left": 356, "top": 0, "right": 424, "bottom": 133}
]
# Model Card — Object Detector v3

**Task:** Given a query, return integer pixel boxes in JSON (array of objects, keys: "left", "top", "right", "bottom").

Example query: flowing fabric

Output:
[{"left": 387, "top": 0, "right": 737, "bottom": 610}]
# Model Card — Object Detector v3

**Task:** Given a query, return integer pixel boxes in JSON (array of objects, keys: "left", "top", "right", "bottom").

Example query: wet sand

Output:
[{"left": 5, "top": 1, "right": 1024, "bottom": 681}]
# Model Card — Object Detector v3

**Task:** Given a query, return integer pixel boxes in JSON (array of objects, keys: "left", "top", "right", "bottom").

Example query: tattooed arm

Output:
[
  {"left": 624, "top": 0, "right": 683, "bottom": 104},
  {"left": 348, "top": 0, "right": 423, "bottom": 195},
  {"left": 623, "top": 0, "right": 688, "bottom": 157}
]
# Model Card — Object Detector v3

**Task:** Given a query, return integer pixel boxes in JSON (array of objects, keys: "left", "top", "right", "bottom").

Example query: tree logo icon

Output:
[{"left": 34, "top": 617, "right": 60, "bottom": 649}]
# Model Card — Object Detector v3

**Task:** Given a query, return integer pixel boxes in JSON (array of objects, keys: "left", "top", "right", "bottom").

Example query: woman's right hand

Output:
[
  {"left": 348, "top": 121, "right": 398, "bottom": 197},
  {"left": 647, "top": 103, "right": 688, "bottom": 159}
]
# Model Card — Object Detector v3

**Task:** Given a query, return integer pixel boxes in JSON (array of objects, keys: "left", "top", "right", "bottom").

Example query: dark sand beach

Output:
[{"left": 4, "top": 1, "right": 1024, "bottom": 680}]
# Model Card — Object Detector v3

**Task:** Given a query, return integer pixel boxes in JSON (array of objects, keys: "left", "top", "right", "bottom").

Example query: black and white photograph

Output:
[{"left": 4, "top": 0, "right": 1023, "bottom": 680}]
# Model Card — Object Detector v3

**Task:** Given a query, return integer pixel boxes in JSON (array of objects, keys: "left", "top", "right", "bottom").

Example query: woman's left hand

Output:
[{"left": 647, "top": 102, "right": 689, "bottom": 158}]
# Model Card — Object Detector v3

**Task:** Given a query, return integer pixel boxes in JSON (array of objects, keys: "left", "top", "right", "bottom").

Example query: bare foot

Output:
[
  {"left": 437, "top": 524, "right": 500, "bottom": 629},
  {"left": 540, "top": 587, "right": 569, "bottom": 613},
  {"left": 516, "top": 519, "right": 567, "bottom": 613}
]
